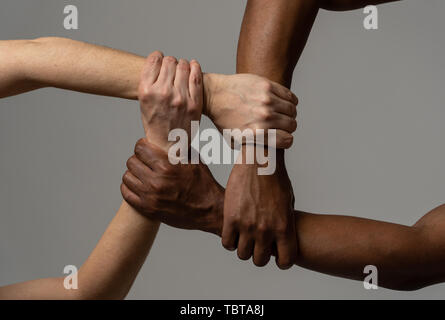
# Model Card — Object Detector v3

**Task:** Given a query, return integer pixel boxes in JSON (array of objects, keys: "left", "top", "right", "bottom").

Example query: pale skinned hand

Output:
[
  {"left": 138, "top": 51, "right": 203, "bottom": 152},
  {"left": 204, "top": 73, "right": 298, "bottom": 149}
]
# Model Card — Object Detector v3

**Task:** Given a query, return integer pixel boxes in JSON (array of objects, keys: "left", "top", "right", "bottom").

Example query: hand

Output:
[
  {"left": 222, "top": 146, "right": 298, "bottom": 269},
  {"left": 121, "top": 138, "right": 224, "bottom": 235},
  {"left": 203, "top": 73, "right": 298, "bottom": 149},
  {"left": 138, "top": 51, "right": 203, "bottom": 152}
]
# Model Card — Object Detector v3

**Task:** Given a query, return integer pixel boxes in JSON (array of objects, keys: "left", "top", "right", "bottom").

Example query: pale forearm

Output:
[
  {"left": 76, "top": 201, "right": 159, "bottom": 299},
  {"left": 0, "top": 37, "right": 143, "bottom": 99},
  {"left": 0, "top": 37, "right": 214, "bottom": 114},
  {"left": 0, "top": 201, "right": 160, "bottom": 300}
]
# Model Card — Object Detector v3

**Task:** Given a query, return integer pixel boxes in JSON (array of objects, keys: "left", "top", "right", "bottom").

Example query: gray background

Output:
[{"left": 1, "top": 0, "right": 444, "bottom": 299}]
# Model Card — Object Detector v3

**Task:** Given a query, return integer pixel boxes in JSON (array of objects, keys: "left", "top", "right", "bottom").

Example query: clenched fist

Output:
[
  {"left": 138, "top": 51, "right": 203, "bottom": 152},
  {"left": 204, "top": 73, "right": 298, "bottom": 149},
  {"left": 121, "top": 138, "right": 223, "bottom": 235}
]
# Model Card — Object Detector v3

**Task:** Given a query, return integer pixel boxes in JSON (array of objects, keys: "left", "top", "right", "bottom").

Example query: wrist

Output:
[
  {"left": 203, "top": 185, "right": 224, "bottom": 236},
  {"left": 202, "top": 73, "right": 223, "bottom": 120}
]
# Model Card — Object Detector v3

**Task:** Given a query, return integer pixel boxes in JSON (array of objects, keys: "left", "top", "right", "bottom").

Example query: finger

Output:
[
  {"left": 140, "top": 51, "right": 164, "bottom": 86},
  {"left": 174, "top": 59, "right": 190, "bottom": 95},
  {"left": 221, "top": 221, "right": 239, "bottom": 252},
  {"left": 237, "top": 234, "right": 255, "bottom": 261},
  {"left": 270, "top": 82, "right": 299, "bottom": 104},
  {"left": 275, "top": 130, "right": 294, "bottom": 149},
  {"left": 253, "top": 240, "right": 273, "bottom": 267},
  {"left": 253, "top": 128, "right": 294, "bottom": 149},
  {"left": 275, "top": 237, "right": 297, "bottom": 270},
  {"left": 271, "top": 96, "right": 297, "bottom": 118},
  {"left": 122, "top": 170, "right": 145, "bottom": 193},
  {"left": 189, "top": 60, "right": 203, "bottom": 105},
  {"left": 134, "top": 139, "right": 168, "bottom": 171},
  {"left": 158, "top": 56, "right": 178, "bottom": 85},
  {"left": 126, "top": 155, "right": 152, "bottom": 181},
  {"left": 269, "top": 113, "right": 297, "bottom": 133},
  {"left": 121, "top": 183, "right": 143, "bottom": 209}
]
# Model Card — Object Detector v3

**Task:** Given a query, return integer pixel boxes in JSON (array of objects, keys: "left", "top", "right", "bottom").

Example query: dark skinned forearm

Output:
[
  {"left": 294, "top": 206, "right": 445, "bottom": 291},
  {"left": 237, "top": 0, "right": 319, "bottom": 88}
]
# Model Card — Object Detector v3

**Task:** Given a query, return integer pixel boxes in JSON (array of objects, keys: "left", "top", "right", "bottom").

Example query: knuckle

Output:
[
  {"left": 257, "top": 223, "right": 271, "bottom": 235},
  {"left": 171, "top": 97, "right": 185, "bottom": 108},
  {"left": 275, "top": 223, "right": 289, "bottom": 236},
  {"left": 126, "top": 155, "right": 137, "bottom": 170},
  {"left": 289, "top": 104, "right": 298, "bottom": 118},
  {"left": 228, "top": 213, "right": 241, "bottom": 225},
  {"left": 278, "top": 134, "right": 293, "bottom": 149},
  {"left": 289, "top": 119, "right": 297, "bottom": 132},
  {"left": 191, "top": 73, "right": 202, "bottom": 86},
  {"left": 164, "top": 56, "right": 177, "bottom": 64},
  {"left": 122, "top": 170, "right": 131, "bottom": 183},
  {"left": 242, "top": 220, "right": 256, "bottom": 233},
  {"left": 150, "top": 181, "right": 164, "bottom": 194},
  {"left": 148, "top": 51, "right": 163, "bottom": 63},
  {"left": 286, "top": 91, "right": 294, "bottom": 102},
  {"left": 187, "top": 105, "right": 199, "bottom": 116},
  {"left": 158, "top": 87, "right": 172, "bottom": 102},
  {"left": 177, "top": 59, "right": 190, "bottom": 70},
  {"left": 159, "top": 162, "right": 175, "bottom": 175},
  {"left": 259, "top": 108, "right": 273, "bottom": 121},
  {"left": 260, "top": 94, "right": 273, "bottom": 106},
  {"left": 134, "top": 139, "right": 147, "bottom": 157},
  {"left": 138, "top": 85, "right": 153, "bottom": 101},
  {"left": 259, "top": 80, "right": 273, "bottom": 92},
  {"left": 120, "top": 183, "right": 128, "bottom": 198},
  {"left": 121, "top": 184, "right": 139, "bottom": 206},
  {"left": 283, "top": 135, "right": 294, "bottom": 149}
]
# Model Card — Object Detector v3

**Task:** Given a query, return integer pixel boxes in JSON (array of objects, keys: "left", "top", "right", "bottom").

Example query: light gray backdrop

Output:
[{"left": 1, "top": 0, "right": 444, "bottom": 299}]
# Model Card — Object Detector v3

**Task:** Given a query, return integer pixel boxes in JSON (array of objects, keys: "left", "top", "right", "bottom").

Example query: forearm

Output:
[
  {"left": 237, "top": 0, "right": 319, "bottom": 87},
  {"left": 237, "top": 0, "right": 401, "bottom": 85},
  {"left": 209, "top": 194, "right": 444, "bottom": 290},
  {"left": 294, "top": 210, "right": 445, "bottom": 290},
  {"left": 236, "top": 0, "right": 317, "bottom": 172},
  {"left": 0, "top": 201, "right": 160, "bottom": 300},
  {"left": 0, "top": 37, "right": 144, "bottom": 99},
  {"left": 0, "top": 37, "right": 214, "bottom": 113},
  {"left": 75, "top": 201, "right": 159, "bottom": 299}
]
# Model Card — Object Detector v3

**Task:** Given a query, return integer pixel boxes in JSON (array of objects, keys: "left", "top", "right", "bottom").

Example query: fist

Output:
[
  {"left": 121, "top": 138, "right": 224, "bottom": 235},
  {"left": 138, "top": 51, "right": 203, "bottom": 152}
]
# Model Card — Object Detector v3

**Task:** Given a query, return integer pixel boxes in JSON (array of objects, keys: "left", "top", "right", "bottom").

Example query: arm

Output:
[
  {"left": 294, "top": 206, "right": 445, "bottom": 290},
  {"left": 0, "top": 51, "right": 204, "bottom": 300},
  {"left": 226, "top": 0, "right": 402, "bottom": 269},
  {"left": 122, "top": 145, "right": 445, "bottom": 291},
  {"left": 221, "top": 0, "right": 315, "bottom": 269},
  {"left": 0, "top": 37, "right": 143, "bottom": 100},
  {"left": 237, "top": 0, "right": 402, "bottom": 87},
  {"left": 0, "top": 37, "right": 297, "bottom": 148},
  {"left": 0, "top": 202, "right": 160, "bottom": 300}
]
